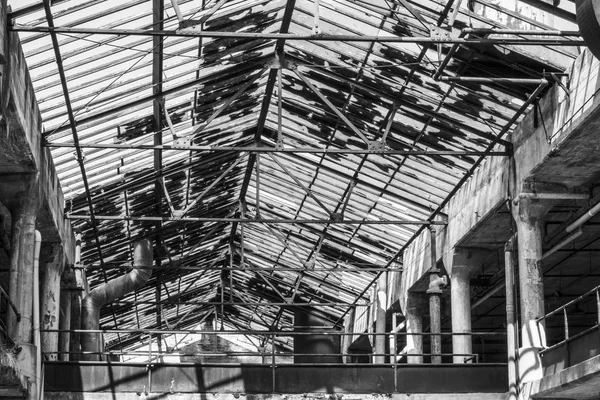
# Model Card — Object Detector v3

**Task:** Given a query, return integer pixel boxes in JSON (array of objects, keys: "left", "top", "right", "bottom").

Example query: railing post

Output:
[
  {"left": 596, "top": 289, "right": 600, "bottom": 327},
  {"left": 563, "top": 308, "right": 569, "bottom": 341},
  {"left": 271, "top": 333, "right": 276, "bottom": 394}
]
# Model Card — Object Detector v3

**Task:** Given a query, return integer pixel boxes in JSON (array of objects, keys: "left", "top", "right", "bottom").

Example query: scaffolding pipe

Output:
[
  {"left": 566, "top": 200, "right": 600, "bottom": 233},
  {"left": 32, "top": 231, "right": 42, "bottom": 400},
  {"left": 541, "top": 227, "right": 584, "bottom": 260},
  {"left": 80, "top": 240, "right": 153, "bottom": 361},
  {"left": 504, "top": 235, "right": 518, "bottom": 400}
]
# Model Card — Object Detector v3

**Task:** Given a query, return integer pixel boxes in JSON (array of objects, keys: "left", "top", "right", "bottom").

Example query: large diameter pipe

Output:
[
  {"left": 81, "top": 239, "right": 153, "bottom": 360},
  {"left": 505, "top": 235, "right": 518, "bottom": 400}
]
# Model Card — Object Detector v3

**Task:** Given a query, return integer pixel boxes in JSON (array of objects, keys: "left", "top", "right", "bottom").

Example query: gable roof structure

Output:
[{"left": 8, "top": 0, "right": 582, "bottom": 355}]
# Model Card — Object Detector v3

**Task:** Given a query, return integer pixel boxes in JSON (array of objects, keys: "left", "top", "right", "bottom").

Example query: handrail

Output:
[
  {"left": 537, "top": 283, "right": 600, "bottom": 355},
  {"left": 538, "top": 283, "right": 600, "bottom": 321}
]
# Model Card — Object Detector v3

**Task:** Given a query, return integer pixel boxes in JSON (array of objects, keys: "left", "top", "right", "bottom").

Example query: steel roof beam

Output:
[
  {"left": 65, "top": 214, "right": 447, "bottom": 224},
  {"left": 41, "top": 0, "right": 125, "bottom": 347},
  {"left": 43, "top": 142, "right": 509, "bottom": 156},
  {"left": 10, "top": 26, "right": 586, "bottom": 46},
  {"left": 230, "top": 0, "right": 297, "bottom": 248}
]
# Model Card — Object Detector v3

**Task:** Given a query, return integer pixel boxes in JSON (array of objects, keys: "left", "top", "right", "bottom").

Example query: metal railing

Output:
[
  {"left": 41, "top": 328, "right": 504, "bottom": 365},
  {"left": 537, "top": 283, "right": 600, "bottom": 354}
]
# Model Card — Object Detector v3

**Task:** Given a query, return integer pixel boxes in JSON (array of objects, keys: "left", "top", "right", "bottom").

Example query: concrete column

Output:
[
  {"left": 450, "top": 248, "right": 489, "bottom": 363},
  {"left": 405, "top": 295, "right": 423, "bottom": 364},
  {"left": 41, "top": 242, "right": 65, "bottom": 361},
  {"left": 451, "top": 265, "right": 471, "bottom": 363},
  {"left": 374, "top": 272, "right": 387, "bottom": 364},
  {"left": 514, "top": 197, "right": 551, "bottom": 347},
  {"left": 58, "top": 280, "right": 72, "bottom": 361},
  {"left": 7, "top": 173, "right": 40, "bottom": 344}
]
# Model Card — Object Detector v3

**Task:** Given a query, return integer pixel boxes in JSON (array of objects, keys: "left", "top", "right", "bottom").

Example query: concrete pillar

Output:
[
  {"left": 405, "top": 295, "right": 423, "bottom": 364},
  {"left": 374, "top": 272, "right": 387, "bottom": 364},
  {"left": 7, "top": 173, "right": 40, "bottom": 344},
  {"left": 450, "top": 248, "right": 489, "bottom": 363},
  {"left": 514, "top": 197, "right": 551, "bottom": 347},
  {"left": 451, "top": 265, "right": 471, "bottom": 363},
  {"left": 41, "top": 242, "right": 65, "bottom": 361},
  {"left": 58, "top": 282, "right": 72, "bottom": 361}
]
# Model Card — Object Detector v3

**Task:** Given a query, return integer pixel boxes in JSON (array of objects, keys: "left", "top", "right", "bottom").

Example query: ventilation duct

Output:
[
  {"left": 576, "top": 0, "right": 600, "bottom": 60},
  {"left": 80, "top": 239, "right": 153, "bottom": 361}
]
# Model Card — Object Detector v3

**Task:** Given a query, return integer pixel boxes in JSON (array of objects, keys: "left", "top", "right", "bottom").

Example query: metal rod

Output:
[
  {"left": 43, "top": 328, "right": 504, "bottom": 336},
  {"left": 191, "top": 68, "right": 267, "bottom": 136},
  {"left": 294, "top": 69, "right": 370, "bottom": 145},
  {"left": 504, "top": 235, "right": 518, "bottom": 400},
  {"left": 462, "top": 28, "right": 581, "bottom": 36},
  {"left": 42, "top": 142, "right": 509, "bottom": 156},
  {"left": 439, "top": 77, "right": 548, "bottom": 84},
  {"left": 11, "top": 26, "right": 586, "bottom": 46},
  {"left": 267, "top": 153, "right": 332, "bottom": 216},
  {"left": 65, "top": 214, "right": 447, "bottom": 224},
  {"left": 334, "top": 80, "right": 549, "bottom": 327}
]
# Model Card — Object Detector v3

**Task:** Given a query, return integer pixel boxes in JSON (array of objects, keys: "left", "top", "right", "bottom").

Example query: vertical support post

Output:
[
  {"left": 450, "top": 248, "right": 489, "bottom": 363},
  {"left": 426, "top": 226, "right": 445, "bottom": 364},
  {"left": 7, "top": 173, "right": 41, "bottom": 343},
  {"left": 563, "top": 308, "right": 569, "bottom": 341},
  {"left": 513, "top": 190, "right": 556, "bottom": 384},
  {"left": 514, "top": 197, "right": 550, "bottom": 347},
  {"left": 41, "top": 243, "right": 65, "bottom": 361},
  {"left": 69, "top": 233, "right": 84, "bottom": 361},
  {"left": 58, "top": 273, "right": 72, "bottom": 361},
  {"left": 596, "top": 289, "right": 600, "bottom": 327},
  {"left": 505, "top": 235, "right": 518, "bottom": 400},
  {"left": 374, "top": 272, "right": 387, "bottom": 364},
  {"left": 451, "top": 265, "right": 471, "bottom": 363},
  {"left": 405, "top": 295, "right": 423, "bottom": 364}
]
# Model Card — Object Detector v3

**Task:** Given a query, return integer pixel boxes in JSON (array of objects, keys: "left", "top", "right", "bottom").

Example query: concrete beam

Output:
[{"left": 444, "top": 48, "right": 600, "bottom": 253}]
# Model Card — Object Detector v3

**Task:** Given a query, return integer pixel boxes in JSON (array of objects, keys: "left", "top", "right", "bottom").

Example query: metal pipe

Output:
[
  {"left": 80, "top": 240, "right": 153, "bottom": 361},
  {"left": 462, "top": 28, "right": 581, "bottom": 36},
  {"left": 513, "top": 192, "right": 589, "bottom": 205},
  {"left": 504, "top": 235, "right": 518, "bottom": 400},
  {"left": 566, "top": 200, "right": 600, "bottom": 233},
  {"left": 427, "top": 227, "right": 447, "bottom": 364},
  {"left": 32, "top": 231, "right": 42, "bottom": 400},
  {"left": 439, "top": 77, "right": 548, "bottom": 84},
  {"left": 541, "top": 227, "right": 583, "bottom": 260}
]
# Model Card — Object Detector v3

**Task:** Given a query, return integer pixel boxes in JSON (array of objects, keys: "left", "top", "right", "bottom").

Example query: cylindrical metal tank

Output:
[
  {"left": 293, "top": 308, "right": 342, "bottom": 363},
  {"left": 576, "top": 0, "right": 600, "bottom": 60}
]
